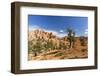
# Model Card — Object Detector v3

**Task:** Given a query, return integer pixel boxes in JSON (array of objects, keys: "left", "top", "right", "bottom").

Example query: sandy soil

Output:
[{"left": 28, "top": 46, "right": 88, "bottom": 60}]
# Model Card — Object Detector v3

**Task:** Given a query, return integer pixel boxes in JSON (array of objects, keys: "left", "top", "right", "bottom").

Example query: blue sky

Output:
[{"left": 28, "top": 15, "right": 88, "bottom": 37}]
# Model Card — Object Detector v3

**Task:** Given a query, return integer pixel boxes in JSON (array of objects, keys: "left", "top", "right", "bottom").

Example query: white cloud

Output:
[
  {"left": 29, "top": 25, "right": 42, "bottom": 31},
  {"left": 29, "top": 25, "right": 67, "bottom": 37},
  {"left": 43, "top": 29, "right": 67, "bottom": 38},
  {"left": 57, "top": 33, "right": 67, "bottom": 38},
  {"left": 44, "top": 30, "right": 58, "bottom": 35},
  {"left": 45, "top": 30, "right": 67, "bottom": 37},
  {"left": 84, "top": 29, "right": 88, "bottom": 36},
  {"left": 59, "top": 30, "right": 64, "bottom": 33}
]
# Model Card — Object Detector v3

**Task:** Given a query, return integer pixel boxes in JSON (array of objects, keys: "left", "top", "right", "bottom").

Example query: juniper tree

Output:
[{"left": 67, "top": 28, "right": 75, "bottom": 48}]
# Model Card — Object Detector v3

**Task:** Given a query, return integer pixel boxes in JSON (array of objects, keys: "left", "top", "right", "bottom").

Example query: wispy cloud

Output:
[
  {"left": 29, "top": 25, "right": 67, "bottom": 37},
  {"left": 29, "top": 25, "right": 41, "bottom": 31},
  {"left": 59, "top": 30, "right": 64, "bottom": 33},
  {"left": 42, "top": 29, "right": 67, "bottom": 38},
  {"left": 84, "top": 29, "right": 88, "bottom": 36},
  {"left": 57, "top": 33, "right": 67, "bottom": 37}
]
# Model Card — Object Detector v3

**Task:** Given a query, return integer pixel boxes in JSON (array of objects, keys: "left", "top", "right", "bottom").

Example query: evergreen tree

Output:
[{"left": 67, "top": 28, "right": 75, "bottom": 48}]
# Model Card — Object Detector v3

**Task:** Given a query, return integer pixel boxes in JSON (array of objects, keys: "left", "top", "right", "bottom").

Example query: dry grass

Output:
[
  {"left": 28, "top": 46, "right": 88, "bottom": 60},
  {"left": 28, "top": 30, "right": 88, "bottom": 60}
]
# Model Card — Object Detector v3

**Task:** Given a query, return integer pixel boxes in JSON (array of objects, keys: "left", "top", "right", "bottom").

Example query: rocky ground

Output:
[
  {"left": 28, "top": 47, "right": 88, "bottom": 60},
  {"left": 28, "top": 29, "right": 88, "bottom": 61}
]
